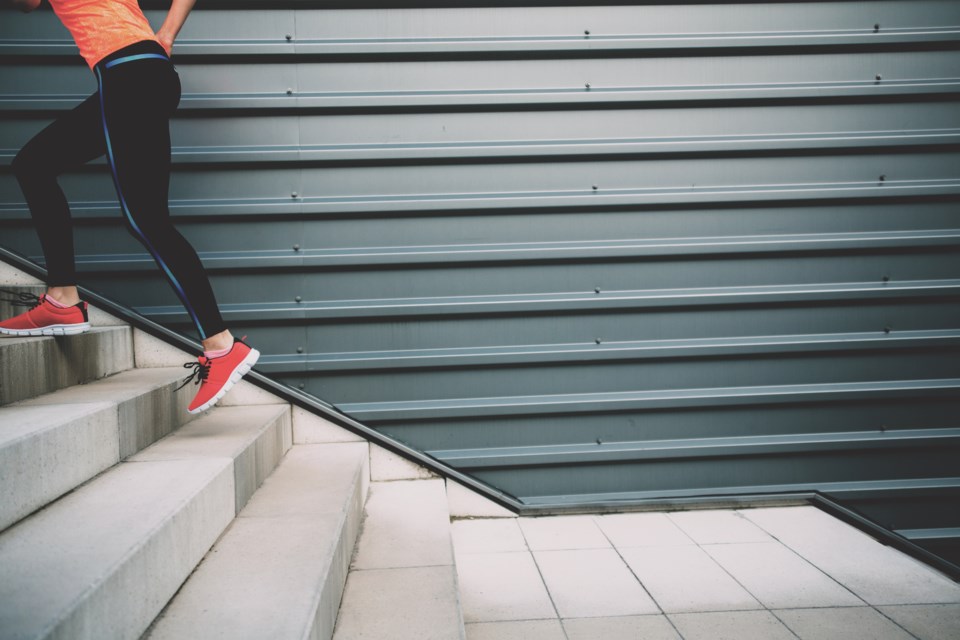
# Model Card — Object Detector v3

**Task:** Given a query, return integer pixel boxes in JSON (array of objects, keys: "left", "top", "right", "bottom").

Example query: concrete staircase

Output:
[{"left": 0, "top": 261, "right": 471, "bottom": 640}]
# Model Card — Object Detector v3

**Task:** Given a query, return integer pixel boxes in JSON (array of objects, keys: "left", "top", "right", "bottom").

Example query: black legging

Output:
[{"left": 11, "top": 40, "right": 226, "bottom": 340}]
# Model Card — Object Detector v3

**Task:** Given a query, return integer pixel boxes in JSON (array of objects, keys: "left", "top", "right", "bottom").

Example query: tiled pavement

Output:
[{"left": 451, "top": 506, "right": 960, "bottom": 640}]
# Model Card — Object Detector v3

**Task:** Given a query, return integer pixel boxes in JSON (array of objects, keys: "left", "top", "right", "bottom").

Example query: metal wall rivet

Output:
[
  {"left": 585, "top": 82, "right": 591, "bottom": 90},
  {"left": 592, "top": 184, "right": 598, "bottom": 190},
  {"left": 883, "top": 326, "right": 891, "bottom": 334},
  {"left": 874, "top": 23, "right": 880, "bottom": 32},
  {"left": 596, "top": 438, "right": 602, "bottom": 445},
  {"left": 298, "top": 383, "right": 305, "bottom": 389},
  {"left": 594, "top": 287, "right": 601, "bottom": 293},
  {"left": 595, "top": 337, "right": 602, "bottom": 344},
  {"left": 297, "top": 346, "right": 304, "bottom": 353},
  {"left": 286, "top": 88, "right": 294, "bottom": 95},
  {"left": 293, "top": 244, "right": 300, "bottom": 251},
  {"left": 291, "top": 192, "right": 298, "bottom": 198},
  {"left": 879, "top": 175, "right": 886, "bottom": 182},
  {"left": 584, "top": 30, "right": 590, "bottom": 36},
  {"left": 295, "top": 295, "right": 302, "bottom": 302},
  {"left": 285, "top": 34, "right": 293, "bottom": 41},
  {"left": 882, "top": 275, "right": 890, "bottom": 282},
  {"left": 875, "top": 74, "right": 882, "bottom": 82}
]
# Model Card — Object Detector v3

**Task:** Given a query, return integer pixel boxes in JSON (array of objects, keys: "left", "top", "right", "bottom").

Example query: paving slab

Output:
[
  {"left": 352, "top": 478, "right": 454, "bottom": 570},
  {"left": 519, "top": 514, "right": 610, "bottom": 551},
  {"left": 667, "top": 509, "right": 773, "bottom": 544},
  {"left": 595, "top": 512, "right": 695, "bottom": 547},
  {"left": 533, "top": 548, "right": 660, "bottom": 618},
  {"left": 742, "top": 506, "right": 960, "bottom": 605},
  {"left": 876, "top": 604, "right": 960, "bottom": 640},
  {"left": 333, "top": 566, "right": 464, "bottom": 640},
  {"left": 704, "top": 541, "right": 864, "bottom": 609},
  {"left": 668, "top": 610, "right": 798, "bottom": 640},
  {"left": 465, "top": 619, "right": 566, "bottom": 640},
  {"left": 620, "top": 545, "right": 762, "bottom": 613},
  {"left": 456, "top": 551, "right": 556, "bottom": 623},
  {"left": 773, "top": 606, "right": 914, "bottom": 640},
  {"left": 452, "top": 518, "right": 528, "bottom": 554},
  {"left": 562, "top": 614, "right": 682, "bottom": 640}
]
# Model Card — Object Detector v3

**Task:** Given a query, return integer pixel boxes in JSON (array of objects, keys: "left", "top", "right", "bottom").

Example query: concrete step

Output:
[
  {"left": 333, "top": 478, "right": 466, "bottom": 640},
  {"left": 0, "top": 403, "right": 291, "bottom": 640},
  {"left": 0, "top": 366, "right": 202, "bottom": 533},
  {"left": 0, "top": 326, "right": 134, "bottom": 406},
  {"left": 143, "top": 442, "right": 369, "bottom": 640}
]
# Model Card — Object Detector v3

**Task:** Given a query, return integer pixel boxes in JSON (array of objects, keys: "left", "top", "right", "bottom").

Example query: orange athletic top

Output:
[{"left": 47, "top": 0, "right": 162, "bottom": 69}]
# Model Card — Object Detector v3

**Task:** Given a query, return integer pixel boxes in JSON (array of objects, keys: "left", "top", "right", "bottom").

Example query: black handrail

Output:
[{"left": 0, "top": 244, "right": 524, "bottom": 513}]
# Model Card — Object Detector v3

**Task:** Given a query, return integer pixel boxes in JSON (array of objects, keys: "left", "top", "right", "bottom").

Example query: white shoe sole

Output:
[
  {"left": 188, "top": 348, "right": 261, "bottom": 414},
  {"left": 0, "top": 322, "right": 91, "bottom": 337}
]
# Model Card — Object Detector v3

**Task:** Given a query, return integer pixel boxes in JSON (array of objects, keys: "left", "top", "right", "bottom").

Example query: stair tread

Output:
[
  {"left": 0, "top": 403, "right": 291, "bottom": 640},
  {"left": 145, "top": 442, "right": 368, "bottom": 640},
  {"left": 130, "top": 403, "right": 289, "bottom": 463},
  {"left": 12, "top": 366, "right": 188, "bottom": 409}
]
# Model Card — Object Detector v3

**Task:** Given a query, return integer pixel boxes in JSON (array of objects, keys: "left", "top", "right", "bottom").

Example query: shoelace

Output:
[
  {"left": 0, "top": 289, "right": 43, "bottom": 309},
  {"left": 176, "top": 358, "right": 211, "bottom": 391}
]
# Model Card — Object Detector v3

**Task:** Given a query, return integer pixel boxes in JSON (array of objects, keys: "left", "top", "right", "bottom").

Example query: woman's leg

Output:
[
  {"left": 94, "top": 53, "right": 230, "bottom": 347},
  {"left": 12, "top": 93, "right": 106, "bottom": 302}
]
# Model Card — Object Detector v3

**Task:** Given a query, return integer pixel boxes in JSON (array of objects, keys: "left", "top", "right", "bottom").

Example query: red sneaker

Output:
[
  {"left": 0, "top": 291, "right": 90, "bottom": 337},
  {"left": 177, "top": 336, "right": 260, "bottom": 414}
]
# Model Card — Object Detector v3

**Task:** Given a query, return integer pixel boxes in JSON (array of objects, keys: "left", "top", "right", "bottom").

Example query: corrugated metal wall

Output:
[{"left": 2, "top": 1, "right": 959, "bottom": 566}]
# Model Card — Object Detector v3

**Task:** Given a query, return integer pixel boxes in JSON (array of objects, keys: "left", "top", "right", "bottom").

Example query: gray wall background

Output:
[{"left": 1, "top": 1, "right": 959, "bottom": 564}]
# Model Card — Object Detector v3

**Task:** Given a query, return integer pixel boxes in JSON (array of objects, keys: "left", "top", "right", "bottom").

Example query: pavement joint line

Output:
[
  {"left": 661, "top": 510, "right": 785, "bottom": 622},
  {"left": 590, "top": 513, "right": 670, "bottom": 620},
  {"left": 506, "top": 518, "right": 571, "bottom": 640},
  {"left": 735, "top": 507, "right": 880, "bottom": 607},
  {"left": 866, "top": 606, "right": 924, "bottom": 640}
]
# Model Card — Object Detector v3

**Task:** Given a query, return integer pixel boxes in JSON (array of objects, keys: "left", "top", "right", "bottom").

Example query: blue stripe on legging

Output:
[
  {"left": 104, "top": 53, "right": 169, "bottom": 69},
  {"left": 95, "top": 65, "right": 207, "bottom": 339}
]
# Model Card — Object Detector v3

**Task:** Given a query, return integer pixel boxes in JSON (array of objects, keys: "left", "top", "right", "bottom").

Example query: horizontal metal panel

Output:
[
  {"left": 251, "top": 329, "right": 960, "bottom": 372},
  {"left": 61, "top": 230, "right": 960, "bottom": 270},
  {"left": 5, "top": 123, "right": 960, "bottom": 165},
  {"left": 335, "top": 378, "right": 960, "bottom": 420},
  {"left": 472, "top": 446, "right": 960, "bottom": 497},
  {"left": 372, "top": 398, "right": 960, "bottom": 451},
  {"left": 3, "top": 153, "right": 959, "bottom": 219},
  {"left": 130, "top": 279, "right": 960, "bottom": 323},
  {"left": 3, "top": 50, "right": 960, "bottom": 111},
  {"left": 140, "top": 298, "right": 960, "bottom": 360},
  {"left": 280, "top": 349, "right": 960, "bottom": 404},
  {"left": 521, "top": 476, "right": 960, "bottom": 507},
  {"left": 10, "top": 102, "right": 960, "bottom": 165},
  {"left": 432, "top": 428, "right": 960, "bottom": 469},
  {"left": 4, "top": 3, "right": 960, "bottom": 56},
  {"left": 5, "top": 200, "right": 959, "bottom": 252}
]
